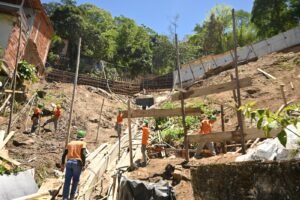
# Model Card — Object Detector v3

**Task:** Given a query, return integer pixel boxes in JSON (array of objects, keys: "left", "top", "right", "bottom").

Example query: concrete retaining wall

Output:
[
  {"left": 191, "top": 160, "right": 300, "bottom": 200},
  {"left": 174, "top": 26, "right": 300, "bottom": 86}
]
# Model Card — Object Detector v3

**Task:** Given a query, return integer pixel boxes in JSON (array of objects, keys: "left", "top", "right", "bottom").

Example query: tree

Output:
[
  {"left": 50, "top": 5, "right": 85, "bottom": 69},
  {"left": 152, "top": 35, "right": 175, "bottom": 75},
  {"left": 187, "top": 4, "right": 256, "bottom": 58},
  {"left": 114, "top": 16, "right": 153, "bottom": 77},
  {"left": 251, "top": 0, "right": 297, "bottom": 38},
  {"left": 289, "top": 0, "right": 300, "bottom": 23},
  {"left": 61, "top": 0, "right": 76, "bottom": 6}
]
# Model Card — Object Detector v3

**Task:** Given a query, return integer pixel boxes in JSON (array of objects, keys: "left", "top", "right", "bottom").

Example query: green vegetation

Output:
[
  {"left": 240, "top": 102, "right": 300, "bottom": 146},
  {"left": 18, "top": 60, "right": 38, "bottom": 83},
  {"left": 43, "top": 0, "right": 300, "bottom": 78},
  {"left": 156, "top": 101, "right": 218, "bottom": 146},
  {"left": 251, "top": 0, "right": 300, "bottom": 39},
  {"left": 0, "top": 164, "right": 22, "bottom": 175}
]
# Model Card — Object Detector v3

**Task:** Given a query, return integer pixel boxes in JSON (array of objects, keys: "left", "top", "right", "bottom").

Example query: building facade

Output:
[{"left": 0, "top": 0, "right": 53, "bottom": 77}]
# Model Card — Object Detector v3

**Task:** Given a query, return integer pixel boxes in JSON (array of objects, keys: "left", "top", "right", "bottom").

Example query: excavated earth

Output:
[{"left": 1, "top": 46, "right": 300, "bottom": 198}]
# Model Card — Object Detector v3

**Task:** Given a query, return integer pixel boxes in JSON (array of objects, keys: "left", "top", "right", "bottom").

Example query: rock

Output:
[
  {"left": 172, "top": 169, "right": 183, "bottom": 185},
  {"left": 13, "top": 139, "right": 35, "bottom": 146}
]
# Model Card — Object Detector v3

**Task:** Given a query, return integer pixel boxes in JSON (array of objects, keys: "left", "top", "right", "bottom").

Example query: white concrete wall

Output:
[
  {"left": 0, "top": 13, "right": 15, "bottom": 56},
  {"left": 175, "top": 26, "right": 300, "bottom": 86}
]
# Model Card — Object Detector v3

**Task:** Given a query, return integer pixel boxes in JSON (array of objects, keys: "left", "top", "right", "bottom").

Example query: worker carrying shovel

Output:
[
  {"left": 194, "top": 115, "right": 217, "bottom": 158},
  {"left": 42, "top": 104, "right": 62, "bottom": 133},
  {"left": 30, "top": 104, "right": 43, "bottom": 134},
  {"left": 141, "top": 120, "right": 150, "bottom": 166},
  {"left": 61, "top": 130, "right": 88, "bottom": 200}
]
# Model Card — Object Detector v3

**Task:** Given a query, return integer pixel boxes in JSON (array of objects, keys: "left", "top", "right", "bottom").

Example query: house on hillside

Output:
[{"left": 0, "top": 0, "right": 53, "bottom": 77}]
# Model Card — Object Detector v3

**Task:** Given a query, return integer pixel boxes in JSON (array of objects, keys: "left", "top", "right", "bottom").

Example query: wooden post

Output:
[
  {"left": 95, "top": 98, "right": 105, "bottom": 142},
  {"left": 127, "top": 99, "right": 133, "bottom": 168},
  {"left": 66, "top": 37, "right": 81, "bottom": 147},
  {"left": 232, "top": 9, "right": 246, "bottom": 154},
  {"left": 221, "top": 105, "right": 225, "bottom": 132},
  {"left": 280, "top": 84, "right": 287, "bottom": 105},
  {"left": 175, "top": 33, "right": 189, "bottom": 161},
  {"left": 230, "top": 74, "right": 238, "bottom": 103},
  {"left": 7, "top": 17, "right": 22, "bottom": 136},
  {"left": 290, "top": 82, "right": 294, "bottom": 90}
]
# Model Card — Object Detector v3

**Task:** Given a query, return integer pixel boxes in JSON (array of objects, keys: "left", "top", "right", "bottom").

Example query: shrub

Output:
[
  {"left": 161, "top": 128, "right": 184, "bottom": 145},
  {"left": 18, "top": 60, "right": 38, "bottom": 83}
]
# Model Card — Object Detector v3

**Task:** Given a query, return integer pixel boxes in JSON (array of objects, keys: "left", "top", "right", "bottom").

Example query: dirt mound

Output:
[
  {"left": 4, "top": 82, "right": 127, "bottom": 184},
  {"left": 190, "top": 47, "right": 300, "bottom": 131}
]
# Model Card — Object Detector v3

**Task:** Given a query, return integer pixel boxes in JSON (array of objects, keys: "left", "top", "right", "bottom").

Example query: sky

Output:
[{"left": 42, "top": 0, "right": 254, "bottom": 39}]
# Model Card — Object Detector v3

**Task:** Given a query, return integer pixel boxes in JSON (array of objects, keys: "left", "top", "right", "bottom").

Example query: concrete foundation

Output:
[{"left": 191, "top": 160, "right": 300, "bottom": 200}]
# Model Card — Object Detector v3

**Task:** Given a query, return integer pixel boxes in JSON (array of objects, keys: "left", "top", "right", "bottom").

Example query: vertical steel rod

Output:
[
  {"left": 96, "top": 98, "right": 105, "bottom": 142},
  {"left": 221, "top": 105, "right": 225, "bottom": 132},
  {"left": 175, "top": 34, "right": 189, "bottom": 161},
  {"left": 232, "top": 9, "right": 246, "bottom": 154},
  {"left": 7, "top": 17, "right": 22, "bottom": 136},
  {"left": 66, "top": 37, "right": 81, "bottom": 146},
  {"left": 127, "top": 99, "right": 133, "bottom": 168}
]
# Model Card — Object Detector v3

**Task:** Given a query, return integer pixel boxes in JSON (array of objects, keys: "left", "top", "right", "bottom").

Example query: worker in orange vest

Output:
[
  {"left": 42, "top": 104, "right": 62, "bottom": 133},
  {"left": 116, "top": 110, "right": 123, "bottom": 137},
  {"left": 141, "top": 120, "right": 150, "bottom": 166},
  {"left": 30, "top": 105, "right": 43, "bottom": 134},
  {"left": 61, "top": 130, "right": 88, "bottom": 200},
  {"left": 195, "top": 115, "right": 217, "bottom": 158}
]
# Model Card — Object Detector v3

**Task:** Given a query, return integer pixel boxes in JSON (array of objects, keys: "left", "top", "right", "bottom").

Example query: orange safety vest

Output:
[
  {"left": 117, "top": 113, "right": 123, "bottom": 124},
  {"left": 199, "top": 119, "right": 213, "bottom": 134},
  {"left": 66, "top": 140, "right": 86, "bottom": 161},
  {"left": 53, "top": 108, "right": 61, "bottom": 119},
  {"left": 142, "top": 126, "right": 150, "bottom": 145},
  {"left": 34, "top": 107, "right": 41, "bottom": 115}
]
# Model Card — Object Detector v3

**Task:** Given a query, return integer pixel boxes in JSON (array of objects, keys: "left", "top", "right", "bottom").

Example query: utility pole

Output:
[
  {"left": 175, "top": 34, "right": 189, "bottom": 161},
  {"left": 232, "top": 9, "right": 246, "bottom": 154},
  {"left": 66, "top": 37, "right": 81, "bottom": 147},
  {"left": 7, "top": 17, "right": 22, "bottom": 136}
]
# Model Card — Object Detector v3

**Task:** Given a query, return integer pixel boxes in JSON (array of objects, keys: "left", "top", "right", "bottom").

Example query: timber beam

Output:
[
  {"left": 122, "top": 107, "right": 202, "bottom": 118},
  {"left": 187, "top": 128, "right": 278, "bottom": 143},
  {"left": 171, "top": 77, "right": 252, "bottom": 101}
]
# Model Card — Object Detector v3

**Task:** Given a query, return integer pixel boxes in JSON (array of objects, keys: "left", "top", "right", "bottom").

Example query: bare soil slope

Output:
[{"left": 4, "top": 82, "right": 127, "bottom": 184}]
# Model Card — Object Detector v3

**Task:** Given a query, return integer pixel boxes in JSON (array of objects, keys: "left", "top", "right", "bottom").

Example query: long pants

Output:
[
  {"left": 43, "top": 117, "right": 58, "bottom": 132},
  {"left": 63, "top": 160, "right": 82, "bottom": 200},
  {"left": 195, "top": 142, "right": 216, "bottom": 157},
  {"left": 141, "top": 144, "right": 147, "bottom": 164},
  {"left": 30, "top": 119, "right": 39, "bottom": 133},
  {"left": 116, "top": 124, "right": 122, "bottom": 137}
]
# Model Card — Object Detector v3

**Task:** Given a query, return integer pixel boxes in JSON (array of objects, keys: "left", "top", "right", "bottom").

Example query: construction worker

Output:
[
  {"left": 116, "top": 110, "right": 123, "bottom": 137},
  {"left": 61, "top": 130, "right": 88, "bottom": 200},
  {"left": 42, "top": 104, "right": 61, "bottom": 132},
  {"left": 30, "top": 104, "right": 43, "bottom": 134},
  {"left": 141, "top": 120, "right": 150, "bottom": 166},
  {"left": 194, "top": 115, "right": 217, "bottom": 158}
]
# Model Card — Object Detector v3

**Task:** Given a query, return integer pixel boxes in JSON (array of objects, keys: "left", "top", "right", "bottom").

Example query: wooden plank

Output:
[
  {"left": 122, "top": 107, "right": 202, "bottom": 118},
  {"left": 257, "top": 68, "right": 276, "bottom": 80},
  {"left": 0, "top": 152, "right": 21, "bottom": 166},
  {"left": 4, "top": 89, "right": 24, "bottom": 94},
  {"left": 187, "top": 128, "right": 278, "bottom": 143},
  {"left": 0, "top": 131, "right": 15, "bottom": 150},
  {"left": 171, "top": 77, "right": 252, "bottom": 101},
  {"left": 0, "top": 94, "right": 12, "bottom": 112},
  {"left": 12, "top": 192, "right": 49, "bottom": 200}
]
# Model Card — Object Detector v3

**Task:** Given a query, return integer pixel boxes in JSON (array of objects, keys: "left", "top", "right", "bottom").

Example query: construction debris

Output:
[
  {"left": 236, "top": 123, "right": 300, "bottom": 162},
  {"left": 0, "top": 169, "right": 38, "bottom": 200}
]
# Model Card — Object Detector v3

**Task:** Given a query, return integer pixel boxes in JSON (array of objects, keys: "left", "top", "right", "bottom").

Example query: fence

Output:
[
  {"left": 174, "top": 26, "right": 300, "bottom": 87},
  {"left": 46, "top": 69, "right": 174, "bottom": 95}
]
